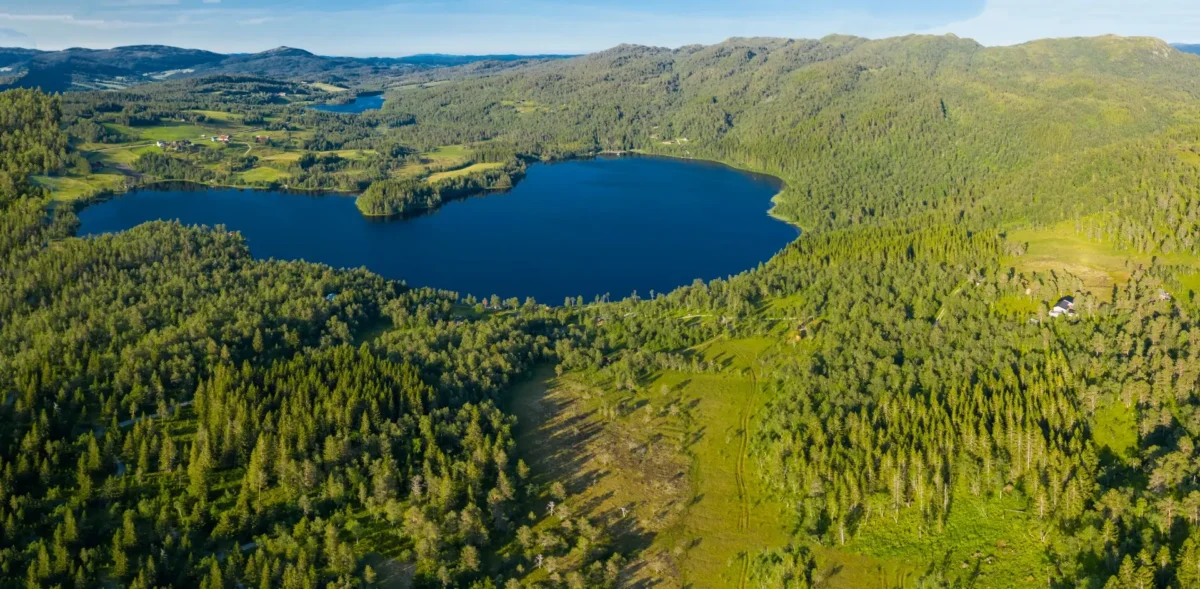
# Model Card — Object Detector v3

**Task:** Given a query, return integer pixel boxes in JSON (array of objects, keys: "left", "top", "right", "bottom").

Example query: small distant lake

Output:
[
  {"left": 308, "top": 94, "right": 384, "bottom": 114},
  {"left": 77, "top": 156, "right": 796, "bottom": 304}
]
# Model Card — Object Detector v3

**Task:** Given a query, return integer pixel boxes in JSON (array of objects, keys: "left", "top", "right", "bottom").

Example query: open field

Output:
[
  {"left": 86, "top": 144, "right": 159, "bottom": 168},
  {"left": 33, "top": 173, "right": 128, "bottom": 201},
  {"left": 187, "top": 110, "right": 242, "bottom": 122},
  {"left": 654, "top": 338, "right": 793, "bottom": 589},
  {"left": 389, "top": 145, "right": 475, "bottom": 179},
  {"left": 427, "top": 161, "right": 503, "bottom": 183},
  {"left": 239, "top": 167, "right": 290, "bottom": 183},
  {"left": 259, "top": 151, "right": 304, "bottom": 163},
  {"left": 423, "top": 145, "right": 470, "bottom": 164},
  {"left": 105, "top": 121, "right": 218, "bottom": 142},
  {"left": 308, "top": 82, "right": 348, "bottom": 92},
  {"left": 1007, "top": 220, "right": 1200, "bottom": 293}
]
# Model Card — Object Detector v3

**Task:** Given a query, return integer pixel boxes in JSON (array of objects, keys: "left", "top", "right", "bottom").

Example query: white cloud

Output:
[
  {"left": 104, "top": 0, "right": 181, "bottom": 6},
  {"left": 934, "top": 0, "right": 1200, "bottom": 45},
  {"left": 0, "top": 12, "right": 109, "bottom": 27},
  {"left": 202, "top": 0, "right": 221, "bottom": 4}
]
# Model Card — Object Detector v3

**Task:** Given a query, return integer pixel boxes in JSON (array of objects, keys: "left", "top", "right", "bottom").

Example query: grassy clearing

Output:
[
  {"left": 33, "top": 174, "right": 127, "bottom": 201},
  {"left": 845, "top": 486, "right": 1049, "bottom": 588},
  {"left": 1176, "top": 149, "right": 1200, "bottom": 166},
  {"left": 760, "top": 293, "right": 805, "bottom": 316},
  {"left": 665, "top": 337, "right": 792, "bottom": 588},
  {"left": 87, "top": 145, "right": 158, "bottom": 168},
  {"left": 992, "top": 293, "right": 1041, "bottom": 317},
  {"left": 1174, "top": 271, "right": 1200, "bottom": 304},
  {"left": 809, "top": 546, "right": 917, "bottom": 589},
  {"left": 308, "top": 82, "right": 348, "bottom": 93},
  {"left": 187, "top": 110, "right": 241, "bottom": 123},
  {"left": 1092, "top": 402, "right": 1138, "bottom": 461},
  {"left": 507, "top": 336, "right": 794, "bottom": 588},
  {"left": 507, "top": 367, "right": 691, "bottom": 587},
  {"left": 260, "top": 151, "right": 303, "bottom": 163},
  {"left": 389, "top": 145, "right": 475, "bottom": 179},
  {"left": 1007, "top": 222, "right": 1138, "bottom": 292},
  {"left": 427, "top": 162, "right": 503, "bottom": 183},
  {"left": 501, "top": 99, "right": 546, "bottom": 114},
  {"left": 1007, "top": 221, "right": 1200, "bottom": 293},
  {"left": 423, "top": 145, "right": 470, "bottom": 164},
  {"left": 105, "top": 121, "right": 217, "bottom": 143},
  {"left": 658, "top": 371, "right": 792, "bottom": 587},
  {"left": 239, "top": 167, "right": 290, "bottom": 183},
  {"left": 329, "top": 149, "right": 376, "bottom": 161}
]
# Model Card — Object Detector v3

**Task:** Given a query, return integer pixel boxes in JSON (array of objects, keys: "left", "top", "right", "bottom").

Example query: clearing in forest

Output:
[
  {"left": 507, "top": 366, "right": 691, "bottom": 587},
  {"left": 308, "top": 82, "right": 349, "bottom": 92},
  {"left": 239, "top": 167, "right": 291, "bottom": 183},
  {"left": 1007, "top": 220, "right": 1200, "bottom": 293},
  {"left": 33, "top": 173, "right": 128, "bottom": 202},
  {"left": 427, "top": 162, "right": 504, "bottom": 183},
  {"left": 508, "top": 337, "right": 794, "bottom": 588}
]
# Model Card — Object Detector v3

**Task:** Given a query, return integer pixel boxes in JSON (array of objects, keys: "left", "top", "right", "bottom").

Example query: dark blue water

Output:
[
  {"left": 77, "top": 156, "right": 795, "bottom": 304},
  {"left": 308, "top": 94, "right": 384, "bottom": 114}
]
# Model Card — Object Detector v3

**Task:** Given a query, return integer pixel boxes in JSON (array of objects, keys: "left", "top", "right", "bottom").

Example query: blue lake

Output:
[
  {"left": 308, "top": 94, "right": 385, "bottom": 114},
  {"left": 77, "top": 156, "right": 796, "bottom": 304}
]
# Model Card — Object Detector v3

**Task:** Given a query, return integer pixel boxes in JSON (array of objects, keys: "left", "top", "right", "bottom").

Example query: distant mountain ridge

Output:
[
  {"left": 1173, "top": 43, "right": 1200, "bottom": 55},
  {"left": 0, "top": 44, "right": 574, "bottom": 92}
]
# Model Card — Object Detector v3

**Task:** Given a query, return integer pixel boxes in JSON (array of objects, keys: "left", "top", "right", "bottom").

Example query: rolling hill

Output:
[{"left": 0, "top": 44, "right": 572, "bottom": 92}]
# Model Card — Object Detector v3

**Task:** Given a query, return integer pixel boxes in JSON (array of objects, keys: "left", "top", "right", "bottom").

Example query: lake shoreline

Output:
[
  {"left": 76, "top": 157, "right": 796, "bottom": 305},
  {"left": 79, "top": 153, "right": 795, "bottom": 229}
]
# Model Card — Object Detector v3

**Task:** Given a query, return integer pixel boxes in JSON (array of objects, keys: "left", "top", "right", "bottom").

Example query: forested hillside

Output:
[
  {"left": 10, "top": 33, "right": 1200, "bottom": 588},
  {"left": 0, "top": 44, "right": 570, "bottom": 93},
  {"left": 386, "top": 34, "right": 1200, "bottom": 248},
  {"left": 0, "top": 89, "right": 561, "bottom": 588}
]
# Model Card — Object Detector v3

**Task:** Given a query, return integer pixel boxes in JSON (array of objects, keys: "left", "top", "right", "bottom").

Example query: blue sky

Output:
[{"left": 1, "top": 0, "right": 1199, "bottom": 55}]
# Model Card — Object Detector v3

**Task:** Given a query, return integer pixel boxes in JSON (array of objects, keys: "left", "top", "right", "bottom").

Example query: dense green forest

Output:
[{"left": 11, "top": 33, "right": 1200, "bottom": 588}]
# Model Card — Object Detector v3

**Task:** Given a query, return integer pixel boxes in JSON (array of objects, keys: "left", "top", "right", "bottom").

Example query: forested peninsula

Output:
[{"left": 8, "top": 34, "right": 1200, "bottom": 589}]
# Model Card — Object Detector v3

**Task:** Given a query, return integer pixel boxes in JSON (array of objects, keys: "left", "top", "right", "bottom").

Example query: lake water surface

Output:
[
  {"left": 78, "top": 156, "right": 796, "bottom": 303},
  {"left": 308, "top": 94, "right": 385, "bottom": 114}
]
